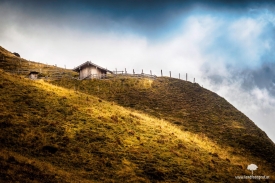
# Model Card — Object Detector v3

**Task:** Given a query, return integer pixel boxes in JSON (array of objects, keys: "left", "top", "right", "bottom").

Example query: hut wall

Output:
[
  {"left": 79, "top": 66, "right": 107, "bottom": 79},
  {"left": 29, "top": 74, "right": 38, "bottom": 79},
  {"left": 79, "top": 67, "right": 90, "bottom": 79}
]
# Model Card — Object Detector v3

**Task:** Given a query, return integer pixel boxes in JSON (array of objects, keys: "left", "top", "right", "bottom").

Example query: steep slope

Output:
[
  {"left": 52, "top": 77, "right": 275, "bottom": 171},
  {"left": 0, "top": 69, "right": 274, "bottom": 182},
  {"left": 0, "top": 46, "right": 76, "bottom": 78}
]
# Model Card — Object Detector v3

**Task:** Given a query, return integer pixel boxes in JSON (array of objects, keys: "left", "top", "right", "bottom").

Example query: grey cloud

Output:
[
  {"left": 241, "top": 63, "right": 275, "bottom": 96},
  {"left": 2, "top": 0, "right": 275, "bottom": 39},
  {"left": 204, "top": 62, "right": 275, "bottom": 99}
]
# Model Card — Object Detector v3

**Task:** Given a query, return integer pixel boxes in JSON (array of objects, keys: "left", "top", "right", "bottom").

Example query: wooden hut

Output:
[
  {"left": 28, "top": 71, "right": 39, "bottom": 80},
  {"left": 72, "top": 61, "right": 113, "bottom": 79}
]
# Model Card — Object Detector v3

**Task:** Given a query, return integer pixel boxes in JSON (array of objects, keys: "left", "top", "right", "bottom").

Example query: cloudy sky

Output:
[{"left": 0, "top": 0, "right": 275, "bottom": 143}]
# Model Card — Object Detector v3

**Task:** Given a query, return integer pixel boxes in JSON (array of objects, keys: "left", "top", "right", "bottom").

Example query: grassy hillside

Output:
[
  {"left": 1, "top": 70, "right": 274, "bottom": 182},
  {"left": 0, "top": 46, "right": 274, "bottom": 182},
  {"left": 51, "top": 77, "right": 275, "bottom": 166}
]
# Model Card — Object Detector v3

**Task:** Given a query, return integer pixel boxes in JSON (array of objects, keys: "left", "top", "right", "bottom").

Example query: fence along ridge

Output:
[
  {"left": 79, "top": 72, "right": 157, "bottom": 80},
  {"left": 109, "top": 69, "right": 196, "bottom": 83},
  {"left": 2, "top": 64, "right": 198, "bottom": 84}
]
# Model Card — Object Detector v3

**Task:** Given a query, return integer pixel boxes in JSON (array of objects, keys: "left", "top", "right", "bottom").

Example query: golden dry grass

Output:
[
  {"left": 0, "top": 69, "right": 274, "bottom": 182},
  {"left": 52, "top": 76, "right": 275, "bottom": 166}
]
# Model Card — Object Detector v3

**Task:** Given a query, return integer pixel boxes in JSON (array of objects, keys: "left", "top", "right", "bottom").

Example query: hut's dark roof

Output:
[
  {"left": 13, "top": 52, "right": 20, "bottom": 57},
  {"left": 28, "top": 71, "right": 39, "bottom": 75},
  {"left": 72, "top": 61, "right": 113, "bottom": 73}
]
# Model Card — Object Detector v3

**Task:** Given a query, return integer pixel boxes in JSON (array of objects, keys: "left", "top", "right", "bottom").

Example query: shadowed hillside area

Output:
[{"left": 0, "top": 46, "right": 274, "bottom": 182}]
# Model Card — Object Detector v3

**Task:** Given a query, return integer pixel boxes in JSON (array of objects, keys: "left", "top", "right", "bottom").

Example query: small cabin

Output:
[
  {"left": 28, "top": 71, "right": 39, "bottom": 80},
  {"left": 72, "top": 61, "right": 113, "bottom": 80}
]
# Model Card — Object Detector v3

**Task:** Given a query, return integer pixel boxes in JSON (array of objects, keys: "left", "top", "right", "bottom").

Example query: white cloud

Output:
[{"left": 228, "top": 18, "right": 265, "bottom": 66}]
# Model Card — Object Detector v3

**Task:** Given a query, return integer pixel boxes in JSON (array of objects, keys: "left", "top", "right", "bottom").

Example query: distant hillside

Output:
[
  {"left": 0, "top": 46, "right": 274, "bottom": 182},
  {"left": 0, "top": 46, "right": 77, "bottom": 78}
]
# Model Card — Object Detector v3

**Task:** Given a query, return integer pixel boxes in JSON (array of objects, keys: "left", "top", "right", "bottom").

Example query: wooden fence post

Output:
[
  {"left": 116, "top": 68, "right": 117, "bottom": 74},
  {"left": 133, "top": 69, "right": 135, "bottom": 74},
  {"left": 194, "top": 78, "right": 195, "bottom": 83},
  {"left": 186, "top": 73, "right": 187, "bottom": 81},
  {"left": 179, "top": 73, "right": 180, "bottom": 79},
  {"left": 142, "top": 69, "right": 143, "bottom": 74},
  {"left": 161, "top": 70, "right": 163, "bottom": 77},
  {"left": 169, "top": 71, "right": 171, "bottom": 78},
  {"left": 150, "top": 70, "right": 152, "bottom": 75},
  {"left": 125, "top": 68, "right": 127, "bottom": 74}
]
